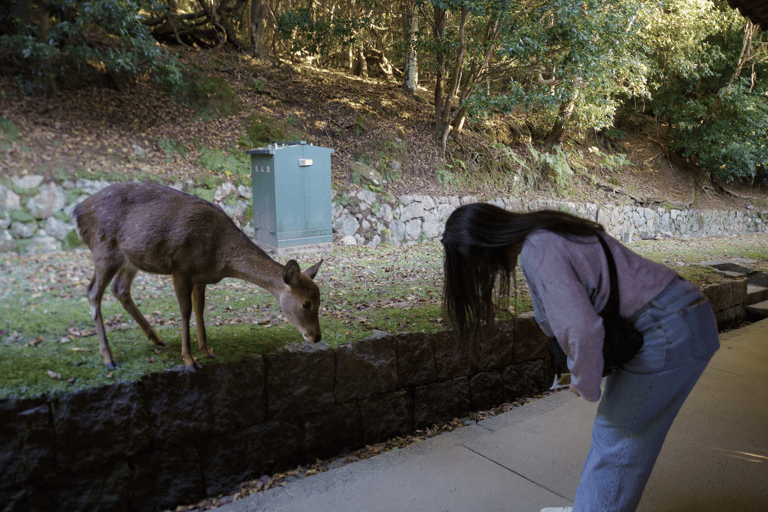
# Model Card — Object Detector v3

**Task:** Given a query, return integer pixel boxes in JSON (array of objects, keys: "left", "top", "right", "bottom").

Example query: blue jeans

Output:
[{"left": 573, "top": 277, "right": 720, "bottom": 512}]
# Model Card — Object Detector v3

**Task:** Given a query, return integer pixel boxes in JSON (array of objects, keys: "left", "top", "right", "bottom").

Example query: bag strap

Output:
[{"left": 596, "top": 233, "right": 620, "bottom": 318}]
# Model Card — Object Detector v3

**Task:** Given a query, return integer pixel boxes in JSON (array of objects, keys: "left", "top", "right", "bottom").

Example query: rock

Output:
[
  {"left": 129, "top": 443, "right": 206, "bottom": 512},
  {"left": 10, "top": 221, "right": 36, "bottom": 239},
  {"left": 303, "top": 402, "right": 363, "bottom": 460},
  {"left": 264, "top": 342, "right": 335, "bottom": 420},
  {"left": 0, "top": 230, "right": 17, "bottom": 252},
  {"left": 0, "top": 185, "right": 21, "bottom": 210},
  {"left": 341, "top": 235, "right": 357, "bottom": 245},
  {"left": 237, "top": 185, "right": 252, "bottom": 199},
  {"left": 53, "top": 382, "right": 151, "bottom": 470},
  {"left": 0, "top": 398, "right": 53, "bottom": 487},
  {"left": 350, "top": 161, "right": 383, "bottom": 187},
  {"left": 44, "top": 217, "right": 75, "bottom": 241},
  {"left": 335, "top": 335, "right": 397, "bottom": 403},
  {"left": 23, "top": 235, "right": 62, "bottom": 254},
  {"left": 198, "top": 421, "right": 303, "bottom": 497},
  {"left": 27, "top": 182, "right": 66, "bottom": 219},
  {"left": 333, "top": 210, "right": 359, "bottom": 237},
  {"left": 413, "top": 377, "right": 471, "bottom": 430},
  {"left": 11, "top": 175, "right": 43, "bottom": 189},
  {"left": 0, "top": 212, "right": 10, "bottom": 229},
  {"left": 360, "top": 390, "right": 412, "bottom": 444},
  {"left": 214, "top": 181, "right": 237, "bottom": 202},
  {"left": 75, "top": 179, "right": 112, "bottom": 194},
  {"left": 356, "top": 188, "right": 377, "bottom": 205}
]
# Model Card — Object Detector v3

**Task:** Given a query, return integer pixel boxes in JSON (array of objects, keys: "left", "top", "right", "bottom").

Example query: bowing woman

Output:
[{"left": 440, "top": 203, "right": 720, "bottom": 512}]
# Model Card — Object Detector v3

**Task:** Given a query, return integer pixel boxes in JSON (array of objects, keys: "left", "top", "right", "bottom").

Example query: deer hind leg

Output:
[
  {"left": 172, "top": 274, "right": 199, "bottom": 371},
  {"left": 86, "top": 260, "right": 121, "bottom": 369},
  {"left": 192, "top": 283, "right": 216, "bottom": 360},
  {"left": 111, "top": 264, "right": 166, "bottom": 347}
]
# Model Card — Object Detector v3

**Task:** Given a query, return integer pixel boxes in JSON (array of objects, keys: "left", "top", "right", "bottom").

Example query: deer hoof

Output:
[
  {"left": 106, "top": 360, "right": 120, "bottom": 370},
  {"left": 183, "top": 364, "right": 197, "bottom": 373},
  {"left": 206, "top": 353, "right": 218, "bottom": 360}
]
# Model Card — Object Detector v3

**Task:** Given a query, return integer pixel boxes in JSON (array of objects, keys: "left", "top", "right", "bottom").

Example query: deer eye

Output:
[{"left": 303, "top": 301, "right": 312, "bottom": 310}]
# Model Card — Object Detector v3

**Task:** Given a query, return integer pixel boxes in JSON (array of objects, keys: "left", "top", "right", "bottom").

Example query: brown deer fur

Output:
[{"left": 74, "top": 182, "right": 322, "bottom": 371}]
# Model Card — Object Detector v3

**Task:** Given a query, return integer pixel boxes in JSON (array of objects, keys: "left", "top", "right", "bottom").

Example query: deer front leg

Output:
[
  {"left": 111, "top": 265, "right": 165, "bottom": 347},
  {"left": 173, "top": 275, "right": 199, "bottom": 372},
  {"left": 192, "top": 283, "right": 216, "bottom": 359},
  {"left": 86, "top": 262, "right": 120, "bottom": 370}
]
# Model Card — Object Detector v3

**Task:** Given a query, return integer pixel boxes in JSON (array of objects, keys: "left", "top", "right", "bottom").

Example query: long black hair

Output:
[{"left": 441, "top": 203, "right": 605, "bottom": 340}]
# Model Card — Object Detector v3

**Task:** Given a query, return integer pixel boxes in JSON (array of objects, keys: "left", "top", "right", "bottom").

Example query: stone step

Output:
[
  {"left": 746, "top": 283, "right": 768, "bottom": 305},
  {"left": 745, "top": 299, "right": 768, "bottom": 320}
]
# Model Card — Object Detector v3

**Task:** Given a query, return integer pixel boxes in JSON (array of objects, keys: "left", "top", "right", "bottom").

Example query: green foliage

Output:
[
  {"left": 196, "top": 147, "right": 250, "bottom": 184},
  {"left": 527, "top": 145, "right": 575, "bottom": 192},
  {"left": 636, "top": 1, "right": 768, "bottom": 182},
  {"left": 590, "top": 147, "right": 634, "bottom": 172},
  {"left": 670, "top": 79, "right": 768, "bottom": 182},
  {"left": 157, "top": 138, "right": 188, "bottom": 160},
  {"left": 0, "top": 116, "right": 22, "bottom": 145},
  {"left": 240, "top": 113, "right": 304, "bottom": 149},
  {"left": 274, "top": 7, "right": 362, "bottom": 57},
  {"left": 0, "top": 0, "right": 184, "bottom": 94}
]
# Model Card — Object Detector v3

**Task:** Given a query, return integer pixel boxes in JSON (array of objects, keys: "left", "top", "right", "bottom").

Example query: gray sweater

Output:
[{"left": 520, "top": 230, "right": 678, "bottom": 401}]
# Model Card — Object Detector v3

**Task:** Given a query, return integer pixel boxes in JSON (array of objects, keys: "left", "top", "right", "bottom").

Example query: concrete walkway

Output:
[{"left": 217, "top": 318, "right": 768, "bottom": 512}]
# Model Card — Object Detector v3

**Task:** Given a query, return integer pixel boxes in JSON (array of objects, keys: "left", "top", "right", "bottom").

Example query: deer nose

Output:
[{"left": 314, "top": 333, "right": 322, "bottom": 342}]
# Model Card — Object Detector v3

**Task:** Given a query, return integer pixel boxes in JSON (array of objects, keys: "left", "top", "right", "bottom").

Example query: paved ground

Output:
[{"left": 216, "top": 318, "right": 768, "bottom": 512}]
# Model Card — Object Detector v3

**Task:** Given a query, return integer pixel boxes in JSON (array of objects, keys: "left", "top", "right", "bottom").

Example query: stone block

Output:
[
  {"left": 502, "top": 360, "right": 552, "bottom": 402},
  {"left": 265, "top": 342, "right": 335, "bottom": 420},
  {"left": 335, "top": 334, "right": 397, "bottom": 403},
  {"left": 702, "top": 282, "right": 727, "bottom": 312},
  {"left": 414, "top": 377, "right": 471, "bottom": 430},
  {"left": 514, "top": 313, "right": 549, "bottom": 362},
  {"left": 29, "top": 460, "right": 130, "bottom": 512},
  {"left": 142, "top": 358, "right": 266, "bottom": 445},
  {"left": 360, "top": 390, "right": 412, "bottom": 444},
  {"left": 199, "top": 421, "right": 303, "bottom": 497},
  {"left": 0, "top": 398, "right": 53, "bottom": 489},
  {"left": 469, "top": 370, "right": 504, "bottom": 411},
  {"left": 477, "top": 321, "right": 515, "bottom": 371},
  {"left": 432, "top": 331, "right": 476, "bottom": 380},
  {"left": 53, "top": 382, "right": 150, "bottom": 470},
  {"left": 128, "top": 443, "right": 205, "bottom": 512},
  {"left": 396, "top": 332, "right": 437, "bottom": 387},
  {"left": 303, "top": 403, "right": 363, "bottom": 461}
]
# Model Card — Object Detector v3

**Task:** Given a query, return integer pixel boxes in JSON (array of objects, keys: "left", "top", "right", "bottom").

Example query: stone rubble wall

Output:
[
  {"left": 0, "top": 277, "right": 748, "bottom": 512},
  {"left": 333, "top": 188, "right": 768, "bottom": 247},
  {"left": 2, "top": 176, "right": 767, "bottom": 254}
]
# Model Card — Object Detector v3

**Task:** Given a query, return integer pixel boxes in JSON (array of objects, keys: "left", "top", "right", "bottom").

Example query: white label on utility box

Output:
[{"left": 298, "top": 159, "right": 313, "bottom": 167}]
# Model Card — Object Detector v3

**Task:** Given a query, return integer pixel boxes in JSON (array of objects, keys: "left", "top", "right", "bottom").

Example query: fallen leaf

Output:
[{"left": 47, "top": 370, "right": 62, "bottom": 380}]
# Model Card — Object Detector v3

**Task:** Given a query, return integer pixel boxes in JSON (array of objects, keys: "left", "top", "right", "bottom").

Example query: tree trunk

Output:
[
  {"left": 432, "top": 6, "right": 448, "bottom": 137},
  {"left": 250, "top": 0, "right": 268, "bottom": 59},
  {"left": 402, "top": 0, "right": 419, "bottom": 94},
  {"left": 545, "top": 88, "right": 579, "bottom": 144}
]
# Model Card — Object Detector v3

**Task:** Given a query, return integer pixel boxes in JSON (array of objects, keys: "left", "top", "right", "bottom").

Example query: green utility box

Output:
[{"left": 247, "top": 141, "right": 335, "bottom": 255}]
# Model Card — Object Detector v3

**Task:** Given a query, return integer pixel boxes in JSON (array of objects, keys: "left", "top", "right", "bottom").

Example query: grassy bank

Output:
[{"left": 2, "top": 235, "right": 767, "bottom": 399}]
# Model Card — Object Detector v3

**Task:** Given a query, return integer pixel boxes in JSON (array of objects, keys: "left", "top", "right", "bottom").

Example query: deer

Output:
[{"left": 73, "top": 182, "right": 323, "bottom": 372}]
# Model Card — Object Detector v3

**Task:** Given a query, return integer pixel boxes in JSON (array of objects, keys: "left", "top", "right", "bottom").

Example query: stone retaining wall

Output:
[
  {"left": 2, "top": 176, "right": 767, "bottom": 254},
  {"left": 0, "top": 278, "right": 749, "bottom": 512},
  {"left": 333, "top": 188, "right": 768, "bottom": 247}
]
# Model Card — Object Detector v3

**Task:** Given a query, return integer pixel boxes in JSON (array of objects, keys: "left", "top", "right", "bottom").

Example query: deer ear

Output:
[
  {"left": 303, "top": 259, "right": 323, "bottom": 280},
  {"left": 283, "top": 260, "right": 301, "bottom": 286}
]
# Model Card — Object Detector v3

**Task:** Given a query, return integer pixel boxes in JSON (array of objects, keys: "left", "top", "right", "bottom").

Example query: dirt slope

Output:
[{"left": 2, "top": 49, "right": 767, "bottom": 212}]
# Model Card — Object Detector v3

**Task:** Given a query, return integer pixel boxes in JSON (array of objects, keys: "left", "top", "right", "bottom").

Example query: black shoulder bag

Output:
[{"left": 548, "top": 233, "right": 644, "bottom": 378}]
